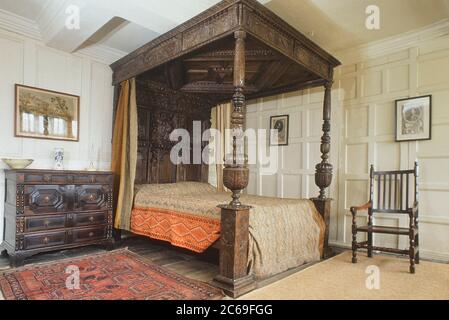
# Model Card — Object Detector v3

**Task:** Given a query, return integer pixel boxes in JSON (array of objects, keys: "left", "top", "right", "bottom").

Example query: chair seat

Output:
[{"left": 357, "top": 225, "right": 418, "bottom": 235}]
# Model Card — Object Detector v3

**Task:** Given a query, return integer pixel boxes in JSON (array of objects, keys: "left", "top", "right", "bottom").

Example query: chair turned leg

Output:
[
  {"left": 409, "top": 233, "right": 416, "bottom": 274},
  {"left": 352, "top": 225, "right": 357, "bottom": 263},
  {"left": 367, "top": 231, "right": 373, "bottom": 258},
  {"left": 415, "top": 234, "right": 420, "bottom": 264}
]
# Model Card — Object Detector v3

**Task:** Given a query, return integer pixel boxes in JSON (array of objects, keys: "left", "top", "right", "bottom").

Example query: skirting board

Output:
[{"left": 329, "top": 241, "right": 449, "bottom": 263}]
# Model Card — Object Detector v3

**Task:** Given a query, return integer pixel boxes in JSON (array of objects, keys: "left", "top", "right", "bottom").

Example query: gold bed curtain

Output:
[
  {"left": 209, "top": 103, "right": 232, "bottom": 191},
  {"left": 111, "top": 78, "right": 138, "bottom": 230}
]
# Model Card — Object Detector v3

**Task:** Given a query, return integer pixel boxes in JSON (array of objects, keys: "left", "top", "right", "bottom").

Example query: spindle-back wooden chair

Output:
[{"left": 351, "top": 162, "right": 419, "bottom": 273}]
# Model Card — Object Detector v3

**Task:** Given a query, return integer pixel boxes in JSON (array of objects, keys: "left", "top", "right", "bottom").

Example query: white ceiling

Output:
[
  {"left": 0, "top": 0, "right": 448, "bottom": 63},
  {"left": 0, "top": 0, "right": 48, "bottom": 20},
  {"left": 101, "top": 22, "right": 160, "bottom": 53},
  {"left": 266, "top": 0, "right": 449, "bottom": 51}
]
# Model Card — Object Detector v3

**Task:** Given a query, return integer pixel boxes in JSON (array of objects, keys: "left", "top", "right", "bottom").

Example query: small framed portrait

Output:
[
  {"left": 15, "top": 84, "right": 80, "bottom": 141},
  {"left": 270, "top": 115, "right": 289, "bottom": 146},
  {"left": 395, "top": 95, "right": 431, "bottom": 142}
]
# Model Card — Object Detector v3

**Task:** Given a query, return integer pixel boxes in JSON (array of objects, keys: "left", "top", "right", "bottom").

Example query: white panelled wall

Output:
[
  {"left": 246, "top": 31, "right": 449, "bottom": 262},
  {"left": 0, "top": 29, "right": 114, "bottom": 242},
  {"left": 246, "top": 87, "right": 341, "bottom": 242}
]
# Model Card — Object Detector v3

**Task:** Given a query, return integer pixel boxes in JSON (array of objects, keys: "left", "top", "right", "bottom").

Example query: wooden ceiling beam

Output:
[
  {"left": 183, "top": 49, "right": 281, "bottom": 62},
  {"left": 254, "top": 59, "right": 292, "bottom": 91},
  {"left": 180, "top": 81, "right": 258, "bottom": 94},
  {"left": 247, "top": 78, "right": 325, "bottom": 101}
]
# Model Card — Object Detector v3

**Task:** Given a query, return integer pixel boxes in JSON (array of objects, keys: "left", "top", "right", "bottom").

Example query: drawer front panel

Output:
[
  {"left": 24, "top": 185, "right": 70, "bottom": 214},
  {"left": 17, "top": 172, "right": 112, "bottom": 185},
  {"left": 24, "top": 215, "right": 66, "bottom": 233},
  {"left": 71, "top": 226, "right": 107, "bottom": 243},
  {"left": 73, "top": 175, "right": 112, "bottom": 184},
  {"left": 20, "top": 173, "right": 74, "bottom": 184},
  {"left": 72, "top": 211, "right": 107, "bottom": 227},
  {"left": 74, "top": 185, "right": 111, "bottom": 211},
  {"left": 23, "top": 231, "right": 66, "bottom": 250}
]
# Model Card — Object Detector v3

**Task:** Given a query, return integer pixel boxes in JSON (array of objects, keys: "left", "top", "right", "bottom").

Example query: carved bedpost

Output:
[
  {"left": 315, "top": 81, "right": 333, "bottom": 199},
  {"left": 213, "top": 30, "right": 256, "bottom": 298},
  {"left": 312, "top": 81, "right": 333, "bottom": 258},
  {"left": 224, "top": 30, "right": 248, "bottom": 207}
]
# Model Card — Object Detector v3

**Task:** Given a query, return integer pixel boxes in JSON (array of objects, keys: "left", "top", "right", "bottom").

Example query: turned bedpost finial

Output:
[
  {"left": 315, "top": 81, "right": 333, "bottom": 200},
  {"left": 221, "top": 30, "right": 249, "bottom": 208}
]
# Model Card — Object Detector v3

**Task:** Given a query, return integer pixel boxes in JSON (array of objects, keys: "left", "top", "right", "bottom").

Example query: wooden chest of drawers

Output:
[{"left": 0, "top": 169, "right": 114, "bottom": 267}]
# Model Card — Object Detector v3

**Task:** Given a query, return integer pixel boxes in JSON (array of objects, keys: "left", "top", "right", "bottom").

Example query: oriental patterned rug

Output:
[{"left": 0, "top": 249, "right": 223, "bottom": 300}]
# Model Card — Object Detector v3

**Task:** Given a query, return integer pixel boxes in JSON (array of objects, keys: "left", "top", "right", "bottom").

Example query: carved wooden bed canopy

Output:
[{"left": 110, "top": 0, "right": 340, "bottom": 297}]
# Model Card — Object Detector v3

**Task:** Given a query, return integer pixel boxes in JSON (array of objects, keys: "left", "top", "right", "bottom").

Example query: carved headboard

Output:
[{"left": 135, "top": 79, "right": 213, "bottom": 185}]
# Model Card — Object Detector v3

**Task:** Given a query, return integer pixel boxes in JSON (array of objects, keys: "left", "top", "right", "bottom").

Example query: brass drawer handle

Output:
[
  {"left": 43, "top": 196, "right": 50, "bottom": 203},
  {"left": 88, "top": 194, "right": 96, "bottom": 201},
  {"left": 88, "top": 232, "right": 94, "bottom": 237},
  {"left": 43, "top": 237, "right": 49, "bottom": 244},
  {"left": 44, "top": 220, "right": 50, "bottom": 227},
  {"left": 89, "top": 216, "right": 94, "bottom": 222}
]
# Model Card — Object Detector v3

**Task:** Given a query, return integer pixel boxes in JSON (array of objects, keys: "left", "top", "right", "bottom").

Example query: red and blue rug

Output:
[{"left": 0, "top": 249, "right": 223, "bottom": 300}]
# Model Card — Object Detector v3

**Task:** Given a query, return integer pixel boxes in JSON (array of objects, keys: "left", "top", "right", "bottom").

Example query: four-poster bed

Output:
[{"left": 110, "top": 0, "right": 340, "bottom": 298}]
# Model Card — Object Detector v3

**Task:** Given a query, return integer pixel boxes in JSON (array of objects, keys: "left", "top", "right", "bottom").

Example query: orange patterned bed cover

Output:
[{"left": 131, "top": 206, "right": 220, "bottom": 253}]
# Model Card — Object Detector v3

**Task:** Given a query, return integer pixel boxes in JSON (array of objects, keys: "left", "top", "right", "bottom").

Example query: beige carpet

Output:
[{"left": 241, "top": 251, "right": 449, "bottom": 300}]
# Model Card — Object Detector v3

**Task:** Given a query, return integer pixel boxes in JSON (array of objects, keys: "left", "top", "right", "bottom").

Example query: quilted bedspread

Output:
[{"left": 131, "top": 182, "right": 325, "bottom": 279}]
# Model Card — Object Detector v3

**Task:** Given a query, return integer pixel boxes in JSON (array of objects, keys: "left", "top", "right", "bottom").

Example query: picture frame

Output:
[
  {"left": 15, "top": 84, "right": 80, "bottom": 142},
  {"left": 395, "top": 95, "right": 431, "bottom": 142},
  {"left": 270, "top": 115, "right": 289, "bottom": 146}
]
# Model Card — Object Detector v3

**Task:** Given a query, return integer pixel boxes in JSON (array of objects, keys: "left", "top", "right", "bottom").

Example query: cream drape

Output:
[
  {"left": 209, "top": 103, "right": 232, "bottom": 191},
  {"left": 111, "top": 78, "right": 138, "bottom": 230}
]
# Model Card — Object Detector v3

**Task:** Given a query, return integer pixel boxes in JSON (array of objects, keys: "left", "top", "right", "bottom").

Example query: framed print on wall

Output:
[
  {"left": 270, "top": 115, "right": 289, "bottom": 146},
  {"left": 395, "top": 95, "right": 431, "bottom": 142},
  {"left": 15, "top": 84, "right": 80, "bottom": 141}
]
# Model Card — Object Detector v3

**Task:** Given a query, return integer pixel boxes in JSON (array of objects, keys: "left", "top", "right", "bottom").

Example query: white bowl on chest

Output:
[{"left": 2, "top": 159, "right": 34, "bottom": 169}]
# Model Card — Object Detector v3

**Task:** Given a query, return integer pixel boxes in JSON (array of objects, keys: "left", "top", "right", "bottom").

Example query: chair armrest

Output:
[{"left": 350, "top": 202, "right": 372, "bottom": 215}]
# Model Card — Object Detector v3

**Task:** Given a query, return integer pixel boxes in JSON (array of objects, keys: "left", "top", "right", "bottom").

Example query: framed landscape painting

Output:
[
  {"left": 15, "top": 84, "right": 80, "bottom": 141},
  {"left": 395, "top": 95, "right": 431, "bottom": 142},
  {"left": 270, "top": 115, "right": 289, "bottom": 146}
]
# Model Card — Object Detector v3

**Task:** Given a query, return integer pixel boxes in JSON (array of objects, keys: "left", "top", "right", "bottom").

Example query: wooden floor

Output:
[
  {"left": 0, "top": 235, "right": 219, "bottom": 283},
  {"left": 0, "top": 235, "right": 349, "bottom": 295}
]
